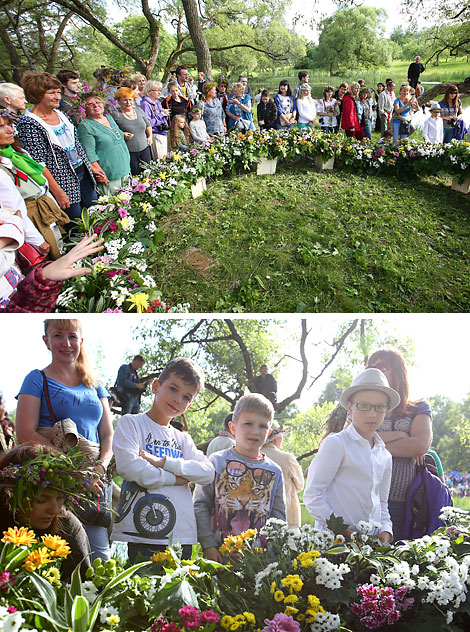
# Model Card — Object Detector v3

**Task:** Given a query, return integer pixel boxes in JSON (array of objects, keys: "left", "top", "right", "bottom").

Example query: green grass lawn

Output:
[{"left": 153, "top": 163, "right": 470, "bottom": 313}]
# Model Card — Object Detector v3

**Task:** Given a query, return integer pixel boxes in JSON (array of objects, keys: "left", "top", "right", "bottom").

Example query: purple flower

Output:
[
  {"left": 103, "top": 308, "right": 123, "bottom": 313},
  {"left": 262, "top": 613, "right": 301, "bottom": 632},
  {"left": 191, "top": 148, "right": 199, "bottom": 155}
]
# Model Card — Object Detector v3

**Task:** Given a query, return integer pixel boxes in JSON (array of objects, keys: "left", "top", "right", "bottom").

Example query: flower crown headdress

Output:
[{"left": 0, "top": 447, "right": 91, "bottom": 513}]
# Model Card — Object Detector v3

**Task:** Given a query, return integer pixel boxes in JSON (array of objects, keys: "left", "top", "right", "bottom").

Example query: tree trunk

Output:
[
  {"left": 46, "top": 11, "right": 74, "bottom": 74},
  {"left": 418, "top": 81, "right": 470, "bottom": 105},
  {"left": 181, "top": 0, "right": 212, "bottom": 80},
  {"left": 0, "top": 19, "right": 26, "bottom": 82}
]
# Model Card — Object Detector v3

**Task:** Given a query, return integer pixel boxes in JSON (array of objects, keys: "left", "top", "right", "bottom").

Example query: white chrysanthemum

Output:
[
  {"left": 82, "top": 580, "right": 99, "bottom": 602},
  {"left": 100, "top": 604, "right": 119, "bottom": 624}
]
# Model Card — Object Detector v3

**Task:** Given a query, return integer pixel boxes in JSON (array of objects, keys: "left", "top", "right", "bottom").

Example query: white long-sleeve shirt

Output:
[
  {"left": 423, "top": 116, "right": 444, "bottom": 144},
  {"left": 112, "top": 413, "right": 215, "bottom": 545},
  {"left": 304, "top": 423, "right": 393, "bottom": 536},
  {"left": 296, "top": 98, "right": 316, "bottom": 125},
  {"left": 0, "top": 169, "right": 45, "bottom": 247}
]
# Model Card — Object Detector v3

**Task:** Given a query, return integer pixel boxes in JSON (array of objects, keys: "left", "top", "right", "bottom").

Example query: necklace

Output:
[{"left": 121, "top": 108, "right": 137, "bottom": 120}]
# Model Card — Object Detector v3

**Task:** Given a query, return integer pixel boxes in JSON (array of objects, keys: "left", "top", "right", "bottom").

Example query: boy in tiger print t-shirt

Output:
[{"left": 194, "top": 394, "right": 286, "bottom": 562}]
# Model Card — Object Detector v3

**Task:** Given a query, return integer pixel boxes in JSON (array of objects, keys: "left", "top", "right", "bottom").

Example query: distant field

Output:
[{"left": 251, "top": 57, "right": 469, "bottom": 96}]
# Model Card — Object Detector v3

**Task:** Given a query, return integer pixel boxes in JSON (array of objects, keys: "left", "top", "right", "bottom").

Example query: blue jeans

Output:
[
  {"left": 276, "top": 122, "right": 295, "bottom": 130},
  {"left": 66, "top": 167, "right": 98, "bottom": 222},
  {"left": 362, "top": 120, "right": 372, "bottom": 139},
  {"left": 83, "top": 524, "right": 111, "bottom": 562},
  {"left": 388, "top": 500, "right": 406, "bottom": 542},
  {"left": 128, "top": 542, "right": 192, "bottom": 564},
  {"left": 392, "top": 122, "right": 409, "bottom": 146},
  {"left": 120, "top": 395, "right": 141, "bottom": 415},
  {"left": 443, "top": 127, "right": 455, "bottom": 144}
]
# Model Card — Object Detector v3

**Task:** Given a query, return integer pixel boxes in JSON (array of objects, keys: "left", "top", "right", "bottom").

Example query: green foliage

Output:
[
  {"left": 430, "top": 394, "right": 470, "bottom": 472},
  {"left": 103, "top": 16, "right": 176, "bottom": 75},
  {"left": 303, "top": 6, "right": 393, "bottom": 75}
]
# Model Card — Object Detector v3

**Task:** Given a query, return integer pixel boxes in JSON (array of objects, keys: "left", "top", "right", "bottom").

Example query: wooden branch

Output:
[
  {"left": 308, "top": 320, "right": 359, "bottom": 390},
  {"left": 205, "top": 381, "right": 235, "bottom": 406},
  {"left": 224, "top": 319, "right": 254, "bottom": 381},
  {"left": 418, "top": 81, "right": 470, "bottom": 105},
  {"left": 275, "top": 319, "right": 309, "bottom": 413},
  {"left": 47, "top": 10, "right": 74, "bottom": 73}
]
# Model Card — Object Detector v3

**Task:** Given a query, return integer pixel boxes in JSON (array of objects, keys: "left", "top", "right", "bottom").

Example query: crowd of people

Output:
[
  {"left": 0, "top": 65, "right": 467, "bottom": 311},
  {"left": 0, "top": 326, "right": 453, "bottom": 565}
]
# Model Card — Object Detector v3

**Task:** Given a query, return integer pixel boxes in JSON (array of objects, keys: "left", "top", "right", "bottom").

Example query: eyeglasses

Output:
[{"left": 352, "top": 403, "right": 388, "bottom": 413}]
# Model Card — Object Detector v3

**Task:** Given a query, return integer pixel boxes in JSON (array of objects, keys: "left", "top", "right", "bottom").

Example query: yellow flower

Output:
[
  {"left": 221, "top": 616, "right": 233, "bottom": 629},
  {"left": 127, "top": 293, "right": 149, "bottom": 313},
  {"left": 42, "top": 535, "right": 71, "bottom": 558},
  {"left": 284, "top": 607, "right": 299, "bottom": 617},
  {"left": 120, "top": 217, "right": 131, "bottom": 229},
  {"left": 240, "top": 528, "right": 257, "bottom": 540},
  {"left": 42, "top": 567, "right": 62, "bottom": 587},
  {"left": 270, "top": 581, "right": 276, "bottom": 594},
  {"left": 274, "top": 590, "right": 285, "bottom": 602},
  {"left": 296, "top": 614, "right": 305, "bottom": 622},
  {"left": 234, "top": 615, "right": 246, "bottom": 623},
  {"left": 307, "top": 595, "right": 321, "bottom": 609},
  {"left": 2, "top": 526, "right": 37, "bottom": 546},
  {"left": 150, "top": 550, "right": 176, "bottom": 568},
  {"left": 243, "top": 612, "right": 255, "bottom": 625},
  {"left": 230, "top": 624, "right": 240, "bottom": 631},
  {"left": 284, "top": 594, "right": 299, "bottom": 604},
  {"left": 209, "top": 147, "right": 215, "bottom": 154},
  {"left": 106, "top": 615, "right": 120, "bottom": 625},
  {"left": 281, "top": 574, "right": 303, "bottom": 593},
  {"left": 23, "top": 547, "right": 52, "bottom": 571},
  {"left": 160, "top": 172, "right": 166, "bottom": 179},
  {"left": 293, "top": 559, "right": 298, "bottom": 570}
]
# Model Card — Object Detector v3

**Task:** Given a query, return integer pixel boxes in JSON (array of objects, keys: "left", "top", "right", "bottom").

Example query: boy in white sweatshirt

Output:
[
  {"left": 112, "top": 357, "right": 214, "bottom": 562},
  {"left": 423, "top": 103, "right": 444, "bottom": 144}
]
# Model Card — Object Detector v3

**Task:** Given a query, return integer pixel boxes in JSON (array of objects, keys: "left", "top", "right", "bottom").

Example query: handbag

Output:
[
  {"left": 39, "top": 371, "right": 113, "bottom": 528},
  {"left": 16, "top": 242, "right": 48, "bottom": 271}
]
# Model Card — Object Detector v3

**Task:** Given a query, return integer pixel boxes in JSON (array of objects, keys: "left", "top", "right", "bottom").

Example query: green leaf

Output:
[
  {"left": 71, "top": 596, "right": 89, "bottom": 632},
  {"left": 4, "top": 546, "right": 31, "bottom": 570},
  {"left": 28, "top": 573, "right": 68, "bottom": 629},
  {"left": 326, "top": 513, "right": 350, "bottom": 536}
]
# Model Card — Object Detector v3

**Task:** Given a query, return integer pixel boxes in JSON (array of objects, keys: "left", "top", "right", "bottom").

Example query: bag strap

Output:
[{"left": 40, "top": 370, "right": 58, "bottom": 424}]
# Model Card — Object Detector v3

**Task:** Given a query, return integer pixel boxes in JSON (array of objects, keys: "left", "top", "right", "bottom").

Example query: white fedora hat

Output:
[{"left": 339, "top": 368, "right": 400, "bottom": 411}]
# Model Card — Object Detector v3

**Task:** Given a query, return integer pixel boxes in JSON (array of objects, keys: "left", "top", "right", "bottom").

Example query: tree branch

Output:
[
  {"left": 275, "top": 319, "right": 309, "bottom": 413},
  {"left": 307, "top": 320, "right": 359, "bottom": 390}
]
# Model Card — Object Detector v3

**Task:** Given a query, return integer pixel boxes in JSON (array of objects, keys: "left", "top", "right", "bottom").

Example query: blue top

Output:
[
  {"left": 393, "top": 98, "right": 411, "bottom": 123},
  {"left": 18, "top": 369, "right": 108, "bottom": 443},
  {"left": 226, "top": 93, "right": 254, "bottom": 131}
]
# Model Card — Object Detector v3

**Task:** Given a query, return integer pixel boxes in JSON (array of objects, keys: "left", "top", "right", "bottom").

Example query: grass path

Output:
[{"left": 153, "top": 163, "right": 470, "bottom": 313}]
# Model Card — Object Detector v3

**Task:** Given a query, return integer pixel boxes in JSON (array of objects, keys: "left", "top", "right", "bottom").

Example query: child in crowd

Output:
[
  {"left": 170, "top": 115, "right": 192, "bottom": 150},
  {"left": 189, "top": 108, "right": 211, "bottom": 146},
  {"left": 423, "top": 103, "right": 444, "bottom": 144},
  {"left": 194, "top": 393, "right": 286, "bottom": 562},
  {"left": 257, "top": 90, "right": 277, "bottom": 131},
  {"left": 304, "top": 368, "right": 400, "bottom": 542},
  {"left": 112, "top": 357, "right": 215, "bottom": 563},
  {"left": 296, "top": 84, "right": 316, "bottom": 129}
]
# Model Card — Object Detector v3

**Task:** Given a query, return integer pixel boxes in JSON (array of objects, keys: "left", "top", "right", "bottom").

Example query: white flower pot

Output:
[
  {"left": 257, "top": 158, "right": 277, "bottom": 175},
  {"left": 451, "top": 177, "right": 470, "bottom": 194},
  {"left": 191, "top": 177, "right": 207, "bottom": 198},
  {"left": 314, "top": 155, "right": 335, "bottom": 170}
]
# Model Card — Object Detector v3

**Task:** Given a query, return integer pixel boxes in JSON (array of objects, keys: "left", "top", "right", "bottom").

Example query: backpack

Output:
[
  {"left": 454, "top": 119, "right": 468, "bottom": 140},
  {"left": 399, "top": 460, "right": 452, "bottom": 540}
]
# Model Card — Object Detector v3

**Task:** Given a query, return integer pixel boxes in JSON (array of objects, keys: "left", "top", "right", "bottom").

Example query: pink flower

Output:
[
  {"left": 103, "top": 308, "right": 123, "bottom": 313},
  {"left": 191, "top": 148, "right": 199, "bottom": 155},
  {"left": 387, "top": 609, "right": 400, "bottom": 624},
  {"left": 162, "top": 623, "right": 181, "bottom": 632},
  {"left": 7, "top": 606, "right": 17, "bottom": 613},
  {"left": 150, "top": 617, "right": 169, "bottom": 632},
  {"left": 200, "top": 610, "right": 220, "bottom": 623},
  {"left": 262, "top": 613, "right": 301, "bottom": 632},
  {"left": 118, "top": 207, "right": 128, "bottom": 218},
  {"left": 134, "top": 183, "right": 147, "bottom": 192},
  {"left": 178, "top": 606, "right": 201, "bottom": 629}
]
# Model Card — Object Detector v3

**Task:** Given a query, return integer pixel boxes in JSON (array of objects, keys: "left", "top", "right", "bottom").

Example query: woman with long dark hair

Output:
[
  {"left": 438, "top": 84, "right": 463, "bottom": 144},
  {"left": 366, "top": 346, "right": 432, "bottom": 538},
  {"left": 273, "top": 80, "right": 296, "bottom": 130}
]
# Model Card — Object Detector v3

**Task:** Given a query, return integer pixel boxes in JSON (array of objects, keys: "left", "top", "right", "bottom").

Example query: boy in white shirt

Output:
[
  {"left": 423, "top": 103, "right": 444, "bottom": 144},
  {"left": 112, "top": 357, "right": 215, "bottom": 562},
  {"left": 304, "top": 368, "right": 400, "bottom": 543}
]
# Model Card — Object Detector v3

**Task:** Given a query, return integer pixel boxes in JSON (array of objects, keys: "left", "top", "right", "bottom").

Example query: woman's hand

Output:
[
  {"left": 41, "top": 234, "right": 104, "bottom": 281},
  {"left": 147, "top": 134, "right": 153, "bottom": 146},
  {"left": 53, "top": 187, "right": 70, "bottom": 210},
  {"left": 88, "top": 471, "right": 104, "bottom": 496},
  {"left": 124, "top": 132, "right": 134, "bottom": 141}
]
